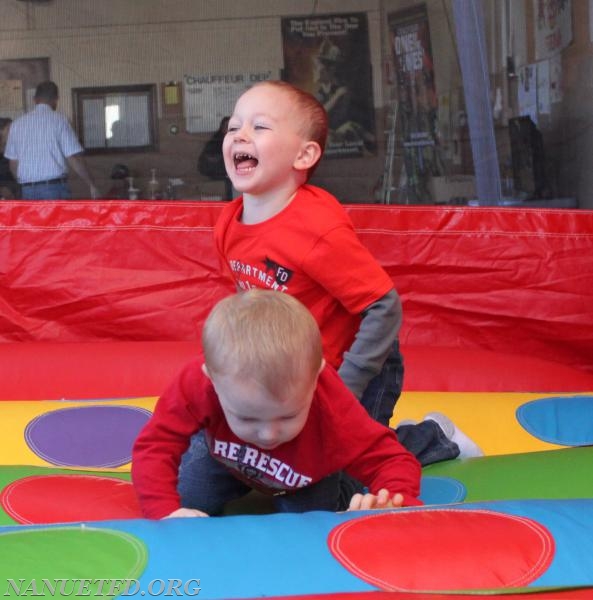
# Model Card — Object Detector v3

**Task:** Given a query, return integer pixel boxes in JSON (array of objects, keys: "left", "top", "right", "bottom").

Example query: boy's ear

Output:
[
  {"left": 201, "top": 363, "right": 211, "bottom": 380},
  {"left": 294, "top": 141, "right": 322, "bottom": 172},
  {"left": 318, "top": 358, "right": 326, "bottom": 376}
]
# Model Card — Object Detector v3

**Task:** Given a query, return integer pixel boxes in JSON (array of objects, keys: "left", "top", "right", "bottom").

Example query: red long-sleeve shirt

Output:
[
  {"left": 214, "top": 184, "right": 395, "bottom": 369},
  {"left": 132, "top": 359, "right": 422, "bottom": 519}
]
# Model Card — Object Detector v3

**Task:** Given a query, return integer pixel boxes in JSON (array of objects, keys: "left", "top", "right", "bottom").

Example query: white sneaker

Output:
[
  {"left": 423, "top": 411, "right": 455, "bottom": 439},
  {"left": 423, "top": 412, "right": 484, "bottom": 459}
]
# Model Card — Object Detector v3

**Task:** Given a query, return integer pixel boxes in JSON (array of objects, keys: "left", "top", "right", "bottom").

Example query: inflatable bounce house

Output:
[{"left": 1, "top": 200, "right": 593, "bottom": 599}]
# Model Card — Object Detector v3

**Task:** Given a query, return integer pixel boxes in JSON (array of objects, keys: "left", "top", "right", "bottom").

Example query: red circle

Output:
[
  {"left": 328, "top": 509, "right": 554, "bottom": 591},
  {"left": 1, "top": 475, "right": 142, "bottom": 524}
]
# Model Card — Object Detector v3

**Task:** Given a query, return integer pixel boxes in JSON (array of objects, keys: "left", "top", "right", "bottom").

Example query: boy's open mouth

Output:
[{"left": 234, "top": 152, "right": 258, "bottom": 170}]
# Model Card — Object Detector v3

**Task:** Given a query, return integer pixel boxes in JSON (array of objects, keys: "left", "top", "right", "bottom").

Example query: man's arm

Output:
[
  {"left": 66, "top": 153, "right": 100, "bottom": 199},
  {"left": 8, "top": 159, "right": 18, "bottom": 180}
]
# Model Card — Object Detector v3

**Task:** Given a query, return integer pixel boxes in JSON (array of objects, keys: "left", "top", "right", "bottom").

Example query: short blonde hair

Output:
[
  {"left": 202, "top": 290, "right": 323, "bottom": 395},
  {"left": 251, "top": 80, "right": 328, "bottom": 180}
]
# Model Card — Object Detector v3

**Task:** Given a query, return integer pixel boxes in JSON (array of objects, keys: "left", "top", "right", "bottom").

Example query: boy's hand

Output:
[
  {"left": 347, "top": 489, "right": 404, "bottom": 511},
  {"left": 164, "top": 507, "right": 209, "bottom": 519}
]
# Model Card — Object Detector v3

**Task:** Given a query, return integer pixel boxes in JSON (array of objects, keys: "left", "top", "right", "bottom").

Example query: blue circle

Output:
[
  {"left": 516, "top": 395, "right": 593, "bottom": 446},
  {"left": 419, "top": 475, "right": 467, "bottom": 505}
]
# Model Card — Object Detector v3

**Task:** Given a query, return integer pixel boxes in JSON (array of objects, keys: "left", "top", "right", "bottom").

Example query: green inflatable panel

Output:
[
  {"left": 0, "top": 526, "right": 147, "bottom": 598},
  {"left": 423, "top": 447, "right": 593, "bottom": 503}
]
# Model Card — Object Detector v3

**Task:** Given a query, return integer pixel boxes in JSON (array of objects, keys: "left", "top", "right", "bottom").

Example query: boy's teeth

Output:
[{"left": 234, "top": 153, "right": 258, "bottom": 169}]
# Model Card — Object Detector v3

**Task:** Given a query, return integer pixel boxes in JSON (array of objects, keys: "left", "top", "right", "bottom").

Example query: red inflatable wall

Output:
[{"left": 1, "top": 201, "right": 592, "bottom": 379}]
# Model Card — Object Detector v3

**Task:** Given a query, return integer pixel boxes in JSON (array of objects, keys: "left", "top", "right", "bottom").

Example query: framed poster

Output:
[
  {"left": 534, "top": 0, "right": 572, "bottom": 60},
  {"left": 388, "top": 4, "right": 440, "bottom": 203},
  {"left": 281, "top": 13, "right": 376, "bottom": 158}
]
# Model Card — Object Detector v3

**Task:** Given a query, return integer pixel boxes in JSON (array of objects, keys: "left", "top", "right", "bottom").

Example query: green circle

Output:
[{"left": 0, "top": 526, "right": 147, "bottom": 598}]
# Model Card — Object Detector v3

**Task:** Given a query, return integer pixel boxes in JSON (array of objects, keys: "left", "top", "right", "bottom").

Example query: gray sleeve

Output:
[{"left": 337, "top": 289, "right": 402, "bottom": 399}]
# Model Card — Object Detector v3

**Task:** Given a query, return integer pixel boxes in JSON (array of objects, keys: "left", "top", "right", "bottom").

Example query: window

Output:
[{"left": 72, "top": 84, "right": 158, "bottom": 153}]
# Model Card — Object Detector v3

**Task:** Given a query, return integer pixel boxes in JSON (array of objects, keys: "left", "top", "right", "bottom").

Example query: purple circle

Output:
[{"left": 24, "top": 405, "right": 151, "bottom": 468}]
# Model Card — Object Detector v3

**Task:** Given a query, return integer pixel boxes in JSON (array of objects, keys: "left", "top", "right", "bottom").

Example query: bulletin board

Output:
[
  {"left": 183, "top": 71, "right": 277, "bottom": 133},
  {"left": 0, "top": 57, "right": 50, "bottom": 118},
  {"left": 0, "top": 80, "right": 22, "bottom": 117}
]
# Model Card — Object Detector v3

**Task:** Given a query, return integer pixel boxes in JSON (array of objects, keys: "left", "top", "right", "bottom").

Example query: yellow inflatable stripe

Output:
[
  {"left": 1, "top": 392, "right": 585, "bottom": 468},
  {"left": 0, "top": 397, "right": 157, "bottom": 471},
  {"left": 391, "top": 391, "right": 578, "bottom": 456}
]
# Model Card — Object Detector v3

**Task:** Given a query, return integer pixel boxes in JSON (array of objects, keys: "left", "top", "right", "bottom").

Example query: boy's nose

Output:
[{"left": 232, "top": 125, "right": 250, "bottom": 142}]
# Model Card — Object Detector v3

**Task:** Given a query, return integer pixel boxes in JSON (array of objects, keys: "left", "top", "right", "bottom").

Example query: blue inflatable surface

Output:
[{"left": 1, "top": 499, "right": 592, "bottom": 598}]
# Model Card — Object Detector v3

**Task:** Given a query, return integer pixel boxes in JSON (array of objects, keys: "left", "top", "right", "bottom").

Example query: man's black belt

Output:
[{"left": 22, "top": 177, "right": 67, "bottom": 187}]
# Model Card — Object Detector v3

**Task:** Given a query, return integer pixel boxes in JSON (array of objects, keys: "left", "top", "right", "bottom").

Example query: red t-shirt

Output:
[
  {"left": 214, "top": 185, "right": 394, "bottom": 368},
  {"left": 132, "top": 359, "right": 422, "bottom": 519}
]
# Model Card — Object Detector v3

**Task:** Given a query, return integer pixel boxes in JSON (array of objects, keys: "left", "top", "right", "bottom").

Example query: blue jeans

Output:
[
  {"left": 395, "top": 420, "right": 459, "bottom": 466},
  {"left": 355, "top": 340, "right": 459, "bottom": 464},
  {"left": 359, "top": 339, "right": 404, "bottom": 427},
  {"left": 21, "top": 182, "right": 71, "bottom": 200}
]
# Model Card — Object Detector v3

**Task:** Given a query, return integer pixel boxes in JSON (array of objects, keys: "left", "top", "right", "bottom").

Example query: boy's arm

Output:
[
  {"left": 212, "top": 200, "right": 248, "bottom": 293},
  {"left": 345, "top": 427, "right": 423, "bottom": 507},
  {"left": 132, "top": 363, "right": 205, "bottom": 519},
  {"left": 319, "top": 368, "right": 421, "bottom": 506},
  {"left": 132, "top": 415, "right": 192, "bottom": 519},
  {"left": 338, "top": 289, "right": 402, "bottom": 399}
]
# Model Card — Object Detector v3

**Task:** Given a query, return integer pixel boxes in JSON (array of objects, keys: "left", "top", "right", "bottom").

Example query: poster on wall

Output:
[
  {"left": 534, "top": 0, "right": 572, "bottom": 60},
  {"left": 518, "top": 64, "right": 538, "bottom": 124},
  {"left": 281, "top": 12, "right": 376, "bottom": 158},
  {"left": 537, "top": 60, "right": 551, "bottom": 115},
  {"left": 183, "top": 71, "right": 275, "bottom": 133},
  {"left": 518, "top": 58, "right": 563, "bottom": 123},
  {"left": 549, "top": 54, "right": 563, "bottom": 103},
  {"left": 0, "top": 80, "right": 23, "bottom": 119},
  {"left": 388, "top": 4, "right": 441, "bottom": 204}
]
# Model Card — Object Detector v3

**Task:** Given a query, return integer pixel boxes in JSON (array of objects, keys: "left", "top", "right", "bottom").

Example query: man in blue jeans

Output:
[{"left": 5, "top": 80, "right": 99, "bottom": 200}]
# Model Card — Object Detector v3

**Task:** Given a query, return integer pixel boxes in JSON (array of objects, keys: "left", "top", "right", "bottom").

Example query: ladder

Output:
[{"left": 381, "top": 100, "right": 399, "bottom": 204}]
